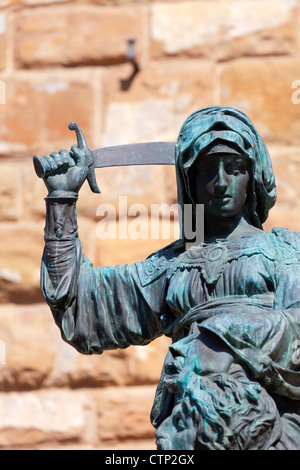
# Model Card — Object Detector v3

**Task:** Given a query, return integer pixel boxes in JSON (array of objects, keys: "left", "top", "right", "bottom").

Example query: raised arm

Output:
[{"left": 38, "top": 144, "right": 168, "bottom": 355}]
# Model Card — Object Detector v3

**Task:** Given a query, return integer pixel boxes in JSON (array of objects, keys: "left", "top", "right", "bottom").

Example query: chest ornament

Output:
[{"left": 176, "top": 242, "right": 229, "bottom": 285}]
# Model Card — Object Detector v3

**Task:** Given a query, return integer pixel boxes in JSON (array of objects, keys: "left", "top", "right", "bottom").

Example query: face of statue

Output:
[{"left": 193, "top": 153, "right": 250, "bottom": 218}]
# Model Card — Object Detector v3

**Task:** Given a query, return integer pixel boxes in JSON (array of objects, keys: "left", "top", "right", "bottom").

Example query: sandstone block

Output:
[
  {"left": 22, "top": 0, "right": 66, "bottom": 4},
  {"left": 0, "top": 303, "right": 56, "bottom": 390},
  {"left": 119, "top": 337, "right": 171, "bottom": 386},
  {"left": 0, "top": 0, "right": 19, "bottom": 6},
  {"left": 21, "top": 160, "right": 48, "bottom": 221},
  {"left": 0, "top": 223, "right": 44, "bottom": 303},
  {"left": 220, "top": 58, "right": 300, "bottom": 145},
  {"left": 0, "top": 384, "right": 158, "bottom": 449},
  {"left": 15, "top": 6, "right": 145, "bottom": 68},
  {"left": 101, "top": 62, "right": 216, "bottom": 145},
  {"left": 0, "top": 389, "right": 89, "bottom": 446},
  {"left": 0, "top": 302, "right": 170, "bottom": 390},
  {"left": 267, "top": 145, "right": 300, "bottom": 206},
  {"left": 95, "top": 385, "right": 157, "bottom": 442},
  {"left": 97, "top": 439, "right": 156, "bottom": 450},
  {"left": 92, "top": 0, "right": 148, "bottom": 4},
  {"left": 0, "top": 163, "right": 22, "bottom": 221},
  {"left": 34, "top": 439, "right": 156, "bottom": 450},
  {"left": 0, "top": 79, "right": 43, "bottom": 148},
  {"left": 150, "top": 0, "right": 297, "bottom": 60},
  {"left": 0, "top": 75, "right": 93, "bottom": 152},
  {"left": 263, "top": 207, "right": 300, "bottom": 233}
]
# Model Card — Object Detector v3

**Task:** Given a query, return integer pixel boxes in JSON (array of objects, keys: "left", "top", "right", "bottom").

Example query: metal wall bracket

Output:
[{"left": 120, "top": 39, "right": 140, "bottom": 91}]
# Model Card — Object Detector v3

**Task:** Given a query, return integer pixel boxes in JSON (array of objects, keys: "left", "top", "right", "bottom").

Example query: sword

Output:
[{"left": 33, "top": 122, "right": 176, "bottom": 193}]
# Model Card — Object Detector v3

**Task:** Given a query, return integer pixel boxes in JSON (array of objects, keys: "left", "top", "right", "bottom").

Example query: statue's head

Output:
[
  {"left": 175, "top": 107, "right": 277, "bottom": 244},
  {"left": 155, "top": 327, "right": 281, "bottom": 450}
]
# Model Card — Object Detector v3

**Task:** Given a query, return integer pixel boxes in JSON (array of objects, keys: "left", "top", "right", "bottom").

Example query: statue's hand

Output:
[{"left": 41, "top": 145, "right": 92, "bottom": 195}]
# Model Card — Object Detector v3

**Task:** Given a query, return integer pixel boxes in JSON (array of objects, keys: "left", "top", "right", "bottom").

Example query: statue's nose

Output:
[{"left": 214, "top": 161, "right": 227, "bottom": 190}]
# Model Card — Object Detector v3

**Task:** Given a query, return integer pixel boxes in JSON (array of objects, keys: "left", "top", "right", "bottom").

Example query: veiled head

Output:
[{"left": 175, "top": 107, "right": 277, "bottom": 245}]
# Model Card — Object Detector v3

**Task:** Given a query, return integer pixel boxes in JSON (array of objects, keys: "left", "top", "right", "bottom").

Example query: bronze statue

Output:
[{"left": 35, "top": 106, "right": 300, "bottom": 450}]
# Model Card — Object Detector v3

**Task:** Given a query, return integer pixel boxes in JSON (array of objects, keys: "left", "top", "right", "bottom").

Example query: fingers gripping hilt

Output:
[{"left": 33, "top": 122, "right": 101, "bottom": 194}]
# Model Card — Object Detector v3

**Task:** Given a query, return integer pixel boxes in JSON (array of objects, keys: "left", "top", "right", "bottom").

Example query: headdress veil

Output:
[{"left": 175, "top": 107, "right": 276, "bottom": 248}]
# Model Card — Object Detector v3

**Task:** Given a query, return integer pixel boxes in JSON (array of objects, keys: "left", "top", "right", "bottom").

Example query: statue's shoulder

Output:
[
  {"left": 271, "top": 227, "right": 300, "bottom": 248},
  {"left": 271, "top": 227, "right": 300, "bottom": 258},
  {"left": 136, "top": 241, "right": 182, "bottom": 287}
]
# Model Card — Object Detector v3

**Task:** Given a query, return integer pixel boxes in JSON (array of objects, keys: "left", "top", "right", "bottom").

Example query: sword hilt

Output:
[{"left": 33, "top": 122, "right": 101, "bottom": 194}]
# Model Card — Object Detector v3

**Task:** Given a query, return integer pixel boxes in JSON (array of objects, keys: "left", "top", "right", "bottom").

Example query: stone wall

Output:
[{"left": 0, "top": 0, "right": 299, "bottom": 450}]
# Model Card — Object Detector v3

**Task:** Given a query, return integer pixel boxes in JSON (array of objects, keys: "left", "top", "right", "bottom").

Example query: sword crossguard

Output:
[
  {"left": 33, "top": 122, "right": 101, "bottom": 194},
  {"left": 68, "top": 122, "right": 101, "bottom": 194}
]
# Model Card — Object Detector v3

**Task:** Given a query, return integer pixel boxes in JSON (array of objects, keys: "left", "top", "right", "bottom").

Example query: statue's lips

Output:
[{"left": 211, "top": 195, "right": 232, "bottom": 205}]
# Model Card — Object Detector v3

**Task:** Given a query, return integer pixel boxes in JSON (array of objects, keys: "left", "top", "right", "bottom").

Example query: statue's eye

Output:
[
  {"left": 227, "top": 166, "right": 240, "bottom": 175},
  {"left": 225, "top": 161, "right": 237, "bottom": 171},
  {"left": 225, "top": 161, "right": 246, "bottom": 175}
]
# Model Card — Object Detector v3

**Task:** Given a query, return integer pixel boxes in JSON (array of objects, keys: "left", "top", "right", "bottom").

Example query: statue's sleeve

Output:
[{"left": 40, "top": 197, "right": 169, "bottom": 354}]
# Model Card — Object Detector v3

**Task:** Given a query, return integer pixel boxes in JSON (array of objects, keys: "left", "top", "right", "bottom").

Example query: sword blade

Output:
[{"left": 91, "top": 142, "right": 176, "bottom": 168}]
